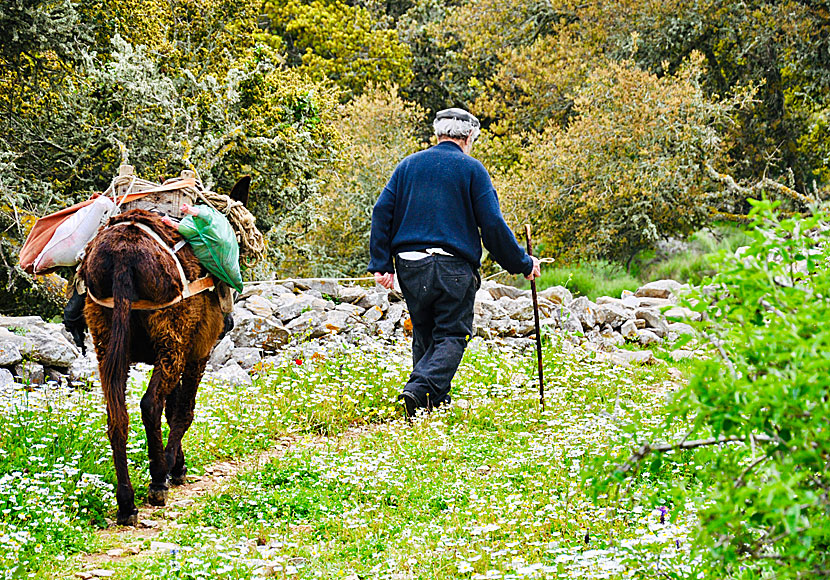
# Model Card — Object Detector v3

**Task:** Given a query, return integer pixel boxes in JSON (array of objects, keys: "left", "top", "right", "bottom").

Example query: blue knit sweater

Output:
[{"left": 368, "top": 141, "right": 533, "bottom": 276}]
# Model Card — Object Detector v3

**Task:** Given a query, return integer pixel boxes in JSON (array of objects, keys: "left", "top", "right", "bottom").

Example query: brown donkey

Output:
[{"left": 78, "top": 177, "right": 249, "bottom": 525}]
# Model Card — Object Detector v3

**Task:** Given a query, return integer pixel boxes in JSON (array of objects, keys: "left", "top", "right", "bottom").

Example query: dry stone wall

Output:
[{"left": 0, "top": 278, "right": 701, "bottom": 388}]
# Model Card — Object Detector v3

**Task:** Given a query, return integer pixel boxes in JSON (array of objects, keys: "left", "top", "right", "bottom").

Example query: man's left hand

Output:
[{"left": 374, "top": 272, "right": 395, "bottom": 289}]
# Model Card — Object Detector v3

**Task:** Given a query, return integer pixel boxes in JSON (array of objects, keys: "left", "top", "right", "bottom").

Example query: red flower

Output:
[{"left": 294, "top": 358, "right": 303, "bottom": 365}]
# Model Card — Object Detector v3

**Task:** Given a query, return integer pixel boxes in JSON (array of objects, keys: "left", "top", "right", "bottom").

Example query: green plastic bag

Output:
[{"left": 177, "top": 204, "right": 244, "bottom": 292}]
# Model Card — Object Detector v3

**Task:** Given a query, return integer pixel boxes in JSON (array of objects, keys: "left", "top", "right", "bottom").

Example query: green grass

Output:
[
  {"left": 530, "top": 260, "right": 641, "bottom": 300},
  {"left": 24, "top": 337, "right": 704, "bottom": 580}
]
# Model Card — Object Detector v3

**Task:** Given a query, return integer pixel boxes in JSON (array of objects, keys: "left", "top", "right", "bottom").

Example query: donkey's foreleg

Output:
[
  {"left": 141, "top": 350, "right": 186, "bottom": 506},
  {"left": 164, "top": 358, "right": 208, "bottom": 485}
]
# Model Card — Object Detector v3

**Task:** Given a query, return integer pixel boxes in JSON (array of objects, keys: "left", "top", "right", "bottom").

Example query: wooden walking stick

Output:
[{"left": 524, "top": 224, "right": 545, "bottom": 411}]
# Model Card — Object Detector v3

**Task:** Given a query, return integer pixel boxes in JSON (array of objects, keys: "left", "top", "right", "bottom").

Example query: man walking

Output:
[{"left": 368, "top": 108, "right": 541, "bottom": 417}]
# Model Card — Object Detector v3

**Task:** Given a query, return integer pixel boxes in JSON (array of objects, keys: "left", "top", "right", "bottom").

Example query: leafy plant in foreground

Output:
[{"left": 591, "top": 198, "right": 830, "bottom": 578}]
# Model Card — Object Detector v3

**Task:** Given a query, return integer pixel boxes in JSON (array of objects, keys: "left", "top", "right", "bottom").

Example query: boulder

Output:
[
  {"left": 556, "top": 306, "right": 583, "bottom": 336},
  {"left": 620, "top": 319, "right": 639, "bottom": 340},
  {"left": 14, "top": 362, "right": 45, "bottom": 385},
  {"left": 664, "top": 306, "right": 702, "bottom": 322},
  {"left": 0, "top": 338, "right": 22, "bottom": 366},
  {"left": 569, "top": 296, "right": 599, "bottom": 330},
  {"left": 2, "top": 326, "right": 79, "bottom": 367},
  {"left": 635, "top": 279, "right": 683, "bottom": 300},
  {"left": 339, "top": 286, "right": 368, "bottom": 304},
  {"left": 231, "top": 347, "right": 262, "bottom": 370},
  {"left": 322, "top": 310, "right": 354, "bottom": 334},
  {"left": 210, "top": 361, "right": 252, "bottom": 386},
  {"left": 0, "top": 368, "right": 13, "bottom": 386},
  {"left": 230, "top": 315, "right": 290, "bottom": 352},
  {"left": 635, "top": 307, "right": 669, "bottom": 337},
  {"left": 538, "top": 285, "right": 572, "bottom": 306},
  {"left": 596, "top": 303, "right": 632, "bottom": 329},
  {"left": 244, "top": 295, "right": 274, "bottom": 318},
  {"left": 286, "top": 311, "right": 327, "bottom": 338},
  {"left": 637, "top": 329, "right": 661, "bottom": 346},
  {"left": 668, "top": 322, "right": 695, "bottom": 336},
  {"left": 500, "top": 297, "right": 534, "bottom": 321},
  {"left": 357, "top": 290, "right": 389, "bottom": 312},
  {"left": 362, "top": 306, "right": 385, "bottom": 324},
  {"left": 386, "top": 303, "right": 406, "bottom": 326},
  {"left": 208, "top": 335, "right": 234, "bottom": 368},
  {"left": 486, "top": 283, "right": 528, "bottom": 300}
]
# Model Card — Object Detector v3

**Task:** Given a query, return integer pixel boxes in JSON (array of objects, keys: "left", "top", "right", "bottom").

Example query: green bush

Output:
[{"left": 590, "top": 199, "right": 830, "bottom": 578}]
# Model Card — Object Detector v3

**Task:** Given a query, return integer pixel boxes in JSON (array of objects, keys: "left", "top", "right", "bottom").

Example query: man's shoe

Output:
[{"left": 398, "top": 392, "right": 420, "bottom": 419}]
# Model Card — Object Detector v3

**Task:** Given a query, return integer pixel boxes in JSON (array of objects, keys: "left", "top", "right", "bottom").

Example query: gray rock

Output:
[
  {"left": 386, "top": 302, "right": 406, "bottom": 325},
  {"left": 44, "top": 368, "right": 67, "bottom": 385},
  {"left": 620, "top": 319, "right": 639, "bottom": 340},
  {"left": 0, "top": 339, "right": 22, "bottom": 366},
  {"left": 230, "top": 316, "right": 290, "bottom": 352},
  {"left": 637, "top": 297, "right": 673, "bottom": 310},
  {"left": 297, "top": 279, "right": 340, "bottom": 297},
  {"left": 664, "top": 306, "right": 702, "bottom": 322},
  {"left": 597, "top": 303, "right": 632, "bottom": 329},
  {"left": 667, "top": 322, "right": 695, "bottom": 336},
  {"left": 475, "top": 289, "right": 494, "bottom": 302},
  {"left": 9, "top": 327, "right": 79, "bottom": 367},
  {"left": 475, "top": 300, "right": 509, "bottom": 320},
  {"left": 335, "top": 302, "right": 364, "bottom": 316},
  {"left": 339, "top": 286, "right": 368, "bottom": 304},
  {"left": 487, "top": 283, "right": 529, "bottom": 300},
  {"left": 231, "top": 347, "right": 262, "bottom": 370},
  {"left": 244, "top": 295, "right": 274, "bottom": 318},
  {"left": 599, "top": 328, "right": 625, "bottom": 348},
  {"left": 569, "top": 296, "right": 599, "bottom": 330},
  {"left": 210, "top": 361, "right": 253, "bottom": 386},
  {"left": 635, "top": 279, "right": 682, "bottom": 299},
  {"left": 286, "top": 311, "right": 326, "bottom": 337},
  {"left": 635, "top": 307, "right": 669, "bottom": 336},
  {"left": 68, "top": 355, "right": 98, "bottom": 386},
  {"left": 637, "top": 329, "right": 661, "bottom": 346},
  {"left": 500, "top": 297, "right": 534, "bottom": 321},
  {"left": 209, "top": 335, "right": 234, "bottom": 368},
  {"left": 14, "top": 362, "right": 45, "bottom": 385},
  {"left": 357, "top": 290, "right": 389, "bottom": 312},
  {"left": 538, "top": 285, "right": 572, "bottom": 306},
  {"left": 557, "top": 307, "right": 583, "bottom": 336},
  {"left": 0, "top": 368, "right": 13, "bottom": 386},
  {"left": 670, "top": 349, "right": 696, "bottom": 361},
  {"left": 322, "top": 310, "right": 354, "bottom": 334},
  {"left": 621, "top": 295, "right": 641, "bottom": 309},
  {"left": 376, "top": 320, "right": 396, "bottom": 337},
  {"left": 362, "top": 305, "right": 385, "bottom": 324}
]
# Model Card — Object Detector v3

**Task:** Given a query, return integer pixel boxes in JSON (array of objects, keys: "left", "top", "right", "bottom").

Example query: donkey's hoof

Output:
[
  {"left": 117, "top": 509, "right": 139, "bottom": 527},
  {"left": 170, "top": 474, "right": 187, "bottom": 486},
  {"left": 147, "top": 486, "right": 168, "bottom": 506}
]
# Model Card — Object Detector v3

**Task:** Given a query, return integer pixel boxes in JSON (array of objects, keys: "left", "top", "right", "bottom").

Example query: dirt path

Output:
[{"left": 73, "top": 424, "right": 381, "bottom": 577}]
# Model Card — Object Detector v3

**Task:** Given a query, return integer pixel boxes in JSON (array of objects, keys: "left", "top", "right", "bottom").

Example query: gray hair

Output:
[{"left": 433, "top": 108, "right": 481, "bottom": 141}]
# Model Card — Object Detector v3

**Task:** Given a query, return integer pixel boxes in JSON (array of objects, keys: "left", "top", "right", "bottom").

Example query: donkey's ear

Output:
[{"left": 229, "top": 176, "right": 251, "bottom": 207}]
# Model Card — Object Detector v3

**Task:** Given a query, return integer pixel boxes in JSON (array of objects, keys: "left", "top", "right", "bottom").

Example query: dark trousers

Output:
[{"left": 396, "top": 254, "right": 479, "bottom": 408}]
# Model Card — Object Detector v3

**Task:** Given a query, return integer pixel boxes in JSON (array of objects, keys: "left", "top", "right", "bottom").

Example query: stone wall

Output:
[{"left": 0, "top": 278, "right": 701, "bottom": 387}]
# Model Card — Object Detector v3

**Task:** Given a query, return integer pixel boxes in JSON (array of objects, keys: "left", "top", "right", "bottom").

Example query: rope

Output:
[{"left": 483, "top": 258, "right": 556, "bottom": 280}]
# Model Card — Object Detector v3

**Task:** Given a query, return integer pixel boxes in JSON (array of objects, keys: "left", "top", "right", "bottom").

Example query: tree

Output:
[
  {"left": 589, "top": 199, "right": 830, "bottom": 578},
  {"left": 495, "top": 54, "right": 744, "bottom": 269},
  {"left": 260, "top": 0, "right": 413, "bottom": 98}
]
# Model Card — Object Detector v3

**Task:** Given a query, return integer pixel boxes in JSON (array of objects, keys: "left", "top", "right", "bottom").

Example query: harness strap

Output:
[{"left": 87, "top": 221, "right": 215, "bottom": 311}]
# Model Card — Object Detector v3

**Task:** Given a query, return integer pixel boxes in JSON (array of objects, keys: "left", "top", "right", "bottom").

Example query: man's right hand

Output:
[
  {"left": 374, "top": 272, "right": 395, "bottom": 289},
  {"left": 525, "top": 256, "right": 541, "bottom": 281}
]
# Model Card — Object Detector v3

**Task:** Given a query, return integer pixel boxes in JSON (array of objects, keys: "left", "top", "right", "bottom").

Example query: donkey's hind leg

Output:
[
  {"left": 141, "top": 346, "right": 187, "bottom": 507},
  {"left": 164, "top": 358, "right": 208, "bottom": 485}
]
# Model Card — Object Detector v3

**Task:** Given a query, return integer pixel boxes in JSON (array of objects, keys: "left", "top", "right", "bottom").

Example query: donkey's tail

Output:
[{"left": 101, "top": 259, "right": 133, "bottom": 396}]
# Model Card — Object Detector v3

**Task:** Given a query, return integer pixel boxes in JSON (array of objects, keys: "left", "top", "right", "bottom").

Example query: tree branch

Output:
[{"left": 618, "top": 434, "right": 778, "bottom": 474}]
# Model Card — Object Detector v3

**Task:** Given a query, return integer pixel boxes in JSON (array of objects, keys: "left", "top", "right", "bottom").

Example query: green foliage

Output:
[
  {"left": 261, "top": 0, "right": 413, "bottom": 98},
  {"left": 591, "top": 198, "right": 830, "bottom": 577},
  {"left": 497, "top": 53, "right": 745, "bottom": 267},
  {"left": 294, "top": 85, "right": 424, "bottom": 277}
]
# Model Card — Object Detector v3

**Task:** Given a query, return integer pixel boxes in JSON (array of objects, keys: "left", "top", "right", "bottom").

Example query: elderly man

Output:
[{"left": 369, "top": 107, "right": 541, "bottom": 417}]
